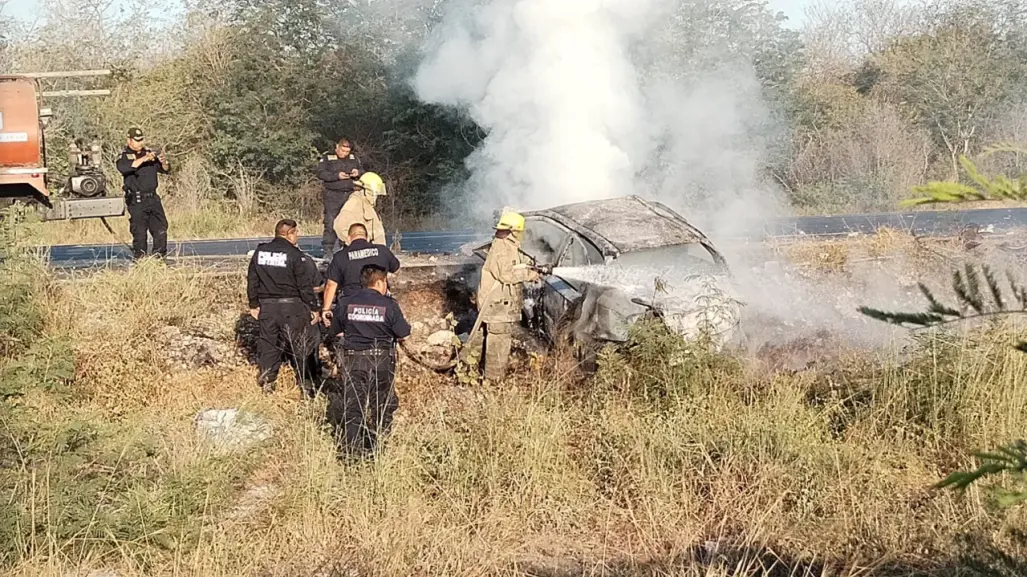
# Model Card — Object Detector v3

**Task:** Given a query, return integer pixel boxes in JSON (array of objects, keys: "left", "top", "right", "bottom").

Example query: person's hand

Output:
[
  {"left": 311, "top": 311, "right": 320, "bottom": 325},
  {"left": 158, "top": 151, "right": 167, "bottom": 165},
  {"left": 321, "top": 310, "right": 333, "bottom": 327},
  {"left": 249, "top": 307, "right": 260, "bottom": 320},
  {"left": 350, "top": 168, "right": 359, "bottom": 177},
  {"left": 338, "top": 171, "right": 350, "bottom": 179}
]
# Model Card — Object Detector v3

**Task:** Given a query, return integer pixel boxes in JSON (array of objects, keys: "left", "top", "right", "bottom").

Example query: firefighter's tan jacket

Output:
[
  {"left": 333, "top": 194, "right": 386, "bottom": 246},
  {"left": 477, "top": 235, "right": 537, "bottom": 324}
]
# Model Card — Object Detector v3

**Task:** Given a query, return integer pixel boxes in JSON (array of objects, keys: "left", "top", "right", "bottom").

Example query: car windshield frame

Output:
[
  {"left": 520, "top": 215, "right": 574, "bottom": 266},
  {"left": 611, "top": 240, "right": 728, "bottom": 274}
]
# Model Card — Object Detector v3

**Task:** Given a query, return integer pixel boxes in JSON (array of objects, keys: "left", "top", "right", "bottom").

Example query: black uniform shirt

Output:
[
  {"left": 246, "top": 237, "right": 320, "bottom": 310},
  {"left": 315, "top": 152, "right": 364, "bottom": 194},
  {"left": 116, "top": 147, "right": 168, "bottom": 194},
  {"left": 326, "top": 238, "right": 401, "bottom": 298},
  {"left": 333, "top": 288, "right": 411, "bottom": 351}
]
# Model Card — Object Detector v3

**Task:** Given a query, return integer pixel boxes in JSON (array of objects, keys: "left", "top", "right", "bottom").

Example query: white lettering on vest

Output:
[
  {"left": 348, "top": 248, "right": 379, "bottom": 261},
  {"left": 347, "top": 304, "right": 387, "bottom": 323},
  {"left": 257, "top": 251, "right": 288, "bottom": 267}
]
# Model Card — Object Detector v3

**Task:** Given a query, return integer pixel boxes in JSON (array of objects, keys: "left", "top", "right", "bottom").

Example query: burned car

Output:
[{"left": 466, "top": 195, "right": 742, "bottom": 356}]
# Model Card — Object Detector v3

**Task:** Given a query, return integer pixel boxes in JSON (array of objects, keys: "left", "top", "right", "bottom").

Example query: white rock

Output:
[
  {"left": 426, "top": 330, "right": 457, "bottom": 347},
  {"left": 194, "top": 409, "right": 272, "bottom": 452},
  {"left": 226, "top": 484, "right": 279, "bottom": 520}
]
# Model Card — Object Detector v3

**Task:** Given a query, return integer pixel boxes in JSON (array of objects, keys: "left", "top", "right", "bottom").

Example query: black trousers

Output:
[
  {"left": 256, "top": 300, "right": 322, "bottom": 394},
  {"left": 326, "top": 347, "right": 398, "bottom": 457},
  {"left": 127, "top": 195, "right": 168, "bottom": 259},
  {"left": 321, "top": 190, "right": 351, "bottom": 257}
]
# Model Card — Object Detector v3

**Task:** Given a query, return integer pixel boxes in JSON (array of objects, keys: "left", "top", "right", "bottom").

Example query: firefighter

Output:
[
  {"left": 333, "top": 172, "right": 387, "bottom": 246},
  {"left": 247, "top": 219, "right": 323, "bottom": 397},
  {"left": 466, "top": 211, "right": 541, "bottom": 383},
  {"left": 116, "top": 127, "right": 169, "bottom": 260},
  {"left": 321, "top": 222, "right": 400, "bottom": 328},
  {"left": 326, "top": 264, "right": 411, "bottom": 458},
  {"left": 315, "top": 138, "right": 364, "bottom": 257}
]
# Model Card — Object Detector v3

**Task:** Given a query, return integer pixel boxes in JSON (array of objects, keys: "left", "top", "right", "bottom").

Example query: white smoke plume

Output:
[
  {"left": 414, "top": 0, "right": 666, "bottom": 217},
  {"left": 413, "top": 0, "right": 795, "bottom": 240},
  {"left": 411, "top": 0, "right": 941, "bottom": 351}
]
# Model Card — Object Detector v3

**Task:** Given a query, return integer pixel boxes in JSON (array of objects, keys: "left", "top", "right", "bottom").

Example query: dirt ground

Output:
[{"left": 221, "top": 277, "right": 551, "bottom": 418}]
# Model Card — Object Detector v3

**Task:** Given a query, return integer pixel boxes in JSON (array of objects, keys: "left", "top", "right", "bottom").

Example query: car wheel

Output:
[
  {"left": 574, "top": 336, "right": 600, "bottom": 376},
  {"left": 552, "top": 297, "right": 582, "bottom": 348},
  {"left": 554, "top": 297, "right": 601, "bottom": 376}
]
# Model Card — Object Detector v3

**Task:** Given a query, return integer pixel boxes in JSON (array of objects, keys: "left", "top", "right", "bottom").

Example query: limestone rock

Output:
[
  {"left": 426, "top": 330, "right": 457, "bottom": 347},
  {"left": 194, "top": 409, "right": 272, "bottom": 452}
]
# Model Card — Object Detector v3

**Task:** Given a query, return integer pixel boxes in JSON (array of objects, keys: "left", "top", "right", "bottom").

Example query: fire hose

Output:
[
  {"left": 452, "top": 259, "right": 552, "bottom": 365},
  {"left": 100, "top": 216, "right": 134, "bottom": 252},
  {"left": 400, "top": 340, "right": 458, "bottom": 372},
  {"left": 402, "top": 278, "right": 528, "bottom": 372}
]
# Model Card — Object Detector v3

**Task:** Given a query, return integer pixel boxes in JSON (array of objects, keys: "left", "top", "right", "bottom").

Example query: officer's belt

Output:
[
  {"left": 259, "top": 297, "right": 305, "bottom": 304},
  {"left": 125, "top": 189, "right": 157, "bottom": 202},
  {"left": 342, "top": 347, "right": 395, "bottom": 356}
]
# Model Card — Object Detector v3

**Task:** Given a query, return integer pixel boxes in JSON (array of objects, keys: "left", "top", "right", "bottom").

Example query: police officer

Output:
[
  {"left": 326, "top": 264, "right": 411, "bottom": 458},
  {"left": 116, "top": 127, "right": 169, "bottom": 260},
  {"left": 246, "top": 219, "right": 323, "bottom": 397},
  {"left": 321, "top": 223, "right": 400, "bottom": 328},
  {"left": 315, "top": 138, "right": 364, "bottom": 257}
]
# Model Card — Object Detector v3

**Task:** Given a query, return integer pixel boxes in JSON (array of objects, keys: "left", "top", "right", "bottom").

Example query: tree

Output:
[
  {"left": 0, "top": 0, "right": 11, "bottom": 73},
  {"left": 633, "top": 0, "right": 804, "bottom": 213},
  {"left": 902, "top": 144, "right": 1027, "bottom": 206},
  {"left": 802, "top": 0, "right": 925, "bottom": 70},
  {"left": 199, "top": 0, "right": 343, "bottom": 185},
  {"left": 868, "top": 6, "right": 1027, "bottom": 180}
]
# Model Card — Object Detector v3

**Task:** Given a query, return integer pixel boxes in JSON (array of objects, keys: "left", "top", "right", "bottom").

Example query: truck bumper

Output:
[{"left": 42, "top": 196, "right": 125, "bottom": 220}]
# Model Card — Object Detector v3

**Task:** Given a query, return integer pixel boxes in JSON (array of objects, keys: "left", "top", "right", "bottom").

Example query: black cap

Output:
[{"left": 127, "top": 127, "right": 144, "bottom": 140}]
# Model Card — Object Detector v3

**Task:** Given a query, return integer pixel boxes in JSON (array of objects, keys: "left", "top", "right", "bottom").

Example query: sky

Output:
[{"left": 4, "top": 0, "right": 817, "bottom": 28}]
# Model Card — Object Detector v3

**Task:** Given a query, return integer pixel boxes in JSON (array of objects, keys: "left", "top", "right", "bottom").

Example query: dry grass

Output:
[
  {"left": 792, "top": 199, "right": 1027, "bottom": 217},
  {"left": 769, "top": 228, "right": 938, "bottom": 275},
  {"left": 26, "top": 176, "right": 455, "bottom": 247},
  {"left": 28, "top": 202, "right": 324, "bottom": 246},
  {"left": 28, "top": 201, "right": 454, "bottom": 247},
  {"left": 4, "top": 243, "right": 1027, "bottom": 576}
]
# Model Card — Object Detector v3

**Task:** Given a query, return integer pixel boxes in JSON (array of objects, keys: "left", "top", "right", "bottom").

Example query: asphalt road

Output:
[
  {"left": 761, "top": 206, "right": 1027, "bottom": 237},
  {"left": 43, "top": 206, "right": 1027, "bottom": 269}
]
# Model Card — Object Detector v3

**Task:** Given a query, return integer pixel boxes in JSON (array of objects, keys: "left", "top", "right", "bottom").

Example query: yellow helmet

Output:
[
  {"left": 495, "top": 211, "right": 525, "bottom": 232},
  {"left": 357, "top": 172, "right": 387, "bottom": 196}
]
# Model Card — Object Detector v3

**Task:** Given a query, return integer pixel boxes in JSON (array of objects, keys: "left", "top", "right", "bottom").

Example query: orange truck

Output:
[{"left": 0, "top": 70, "right": 125, "bottom": 221}]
